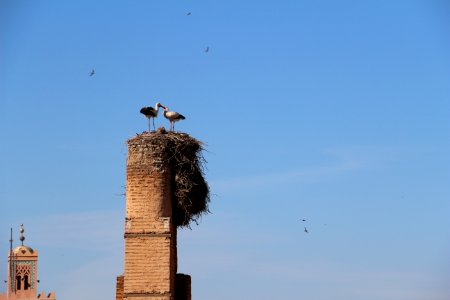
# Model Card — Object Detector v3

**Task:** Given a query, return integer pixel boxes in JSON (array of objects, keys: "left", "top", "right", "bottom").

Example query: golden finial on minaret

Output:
[{"left": 19, "top": 224, "right": 25, "bottom": 246}]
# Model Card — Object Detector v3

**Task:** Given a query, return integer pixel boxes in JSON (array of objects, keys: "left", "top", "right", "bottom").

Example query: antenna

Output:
[{"left": 8, "top": 228, "right": 14, "bottom": 295}]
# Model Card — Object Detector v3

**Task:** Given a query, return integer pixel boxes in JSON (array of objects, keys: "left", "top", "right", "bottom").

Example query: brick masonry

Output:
[
  {"left": 117, "top": 135, "right": 190, "bottom": 300},
  {"left": 116, "top": 276, "right": 124, "bottom": 300}
]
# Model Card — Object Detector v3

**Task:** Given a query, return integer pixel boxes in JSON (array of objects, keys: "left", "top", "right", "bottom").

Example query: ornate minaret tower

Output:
[
  {"left": 0, "top": 225, "right": 56, "bottom": 300},
  {"left": 8, "top": 225, "right": 39, "bottom": 299}
]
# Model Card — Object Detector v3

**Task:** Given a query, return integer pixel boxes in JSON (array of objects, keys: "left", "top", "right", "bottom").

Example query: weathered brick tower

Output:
[{"left": 116, "top": 133, "right": 193, "bottom": 300}]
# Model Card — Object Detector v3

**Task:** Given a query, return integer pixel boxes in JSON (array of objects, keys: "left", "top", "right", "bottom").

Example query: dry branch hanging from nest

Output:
[{"left": 131, "top": 130, "right": 210, "bottom": 228}]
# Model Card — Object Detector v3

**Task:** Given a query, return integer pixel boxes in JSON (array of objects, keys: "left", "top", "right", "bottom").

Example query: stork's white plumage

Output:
[
  {"left": 163, "top": 107, "right": 185, "bottom": 131},
  {"left": 140, "top": 102, "right": 165, "bottom": 132}
]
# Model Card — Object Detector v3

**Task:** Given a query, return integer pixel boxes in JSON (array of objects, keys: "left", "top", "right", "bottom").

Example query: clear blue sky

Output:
[{"left": 1, "top": 1, "right": 450, "bottom": 299}]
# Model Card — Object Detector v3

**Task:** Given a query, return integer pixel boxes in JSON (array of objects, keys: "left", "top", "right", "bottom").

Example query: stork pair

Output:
[{"left": 140, "top": 102, "right": 185, "bottom": 132}]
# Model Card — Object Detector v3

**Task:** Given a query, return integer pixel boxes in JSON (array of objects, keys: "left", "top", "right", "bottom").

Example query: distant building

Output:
[{"left": 0, "top": 226, "right": 56, "bottom": 300}]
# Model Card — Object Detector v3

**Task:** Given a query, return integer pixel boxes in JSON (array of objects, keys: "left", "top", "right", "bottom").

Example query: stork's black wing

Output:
[
  {"left": 140, "top": 107, "right": 156, "bottom": 116},
  {"left": 176, "top": 114, "right": 186, "bottom": 120}
]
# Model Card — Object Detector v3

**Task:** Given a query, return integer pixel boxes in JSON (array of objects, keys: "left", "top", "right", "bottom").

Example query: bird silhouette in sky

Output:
[
  {"left": 186, "top": 12, "right": 191, "bottom": 16},
  {"left": 89, "top": 69, "right": 95, "bottom": 76},
  {"left": 205, "top": 46, "right": 209, "bottom": 53},
  {"left": 301, "top": 219, "right": 306, "bottom": 222},
  {"left": 304, "top": 227, "right": 309, "bottom": 234}
]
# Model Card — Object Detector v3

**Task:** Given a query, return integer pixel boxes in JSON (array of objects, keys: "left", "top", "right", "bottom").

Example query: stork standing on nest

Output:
[
  {"left": 163, "top": 107, "right": 185, "bottom": 131},
  {"left": 140, "top": 102, "right": 165, "bottom": 132}
]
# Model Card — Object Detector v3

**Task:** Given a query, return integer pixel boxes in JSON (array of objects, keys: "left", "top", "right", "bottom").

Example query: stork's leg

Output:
[
  {"left": 152, "top": 118, "right": 156, "bottom": 132},
  {"left": 148, "top": 118, "right": 151, "bottom": 132}
]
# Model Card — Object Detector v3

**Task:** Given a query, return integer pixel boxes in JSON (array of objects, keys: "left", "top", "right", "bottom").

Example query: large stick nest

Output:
[{"left": 132, "top": 129, "right": 210, "bottom": 228}]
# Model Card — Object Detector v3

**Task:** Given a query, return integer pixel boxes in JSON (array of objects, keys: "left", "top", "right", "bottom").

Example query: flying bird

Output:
[
  {"left": 140, "top": 102, "right": 165, "bottom": 132},
  {"left": 89, "top": 69, "right": 95, "bottom": 76},
  {"left": 301, "top": 219, "right": 306, "bottom": 222},
  {"left": 304, "top": 227, "right": 309, "bottom": 234},
  {"left": 163, "top": 107, "right": 185, "bottom": 131},
  {"left": 204, "top": 46, "right": 209, "bottom": 53},
  {"left": 186, "top": 12, "right": 191, "bottom": 15}
]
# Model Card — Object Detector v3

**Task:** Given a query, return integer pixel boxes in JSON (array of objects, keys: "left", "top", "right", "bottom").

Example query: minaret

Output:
[
  {"left": 0, "top": 225, "right": 56, "bottom": 300},
  {"left": 8, "top": 225, "right": 39, "bottom": 299}
]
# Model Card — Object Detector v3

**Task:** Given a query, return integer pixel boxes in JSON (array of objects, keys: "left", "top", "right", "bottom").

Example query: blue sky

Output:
[{"left": 1, "top": 1, "right": 450, "bottom": 299}]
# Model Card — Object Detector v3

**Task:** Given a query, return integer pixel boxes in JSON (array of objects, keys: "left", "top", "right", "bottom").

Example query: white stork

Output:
[
  {"left": 140, "top": 102, "right": 165, "bottom": 132},
  {"left": 163, "top": 107, "right": 185, "bottom": 131}
]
